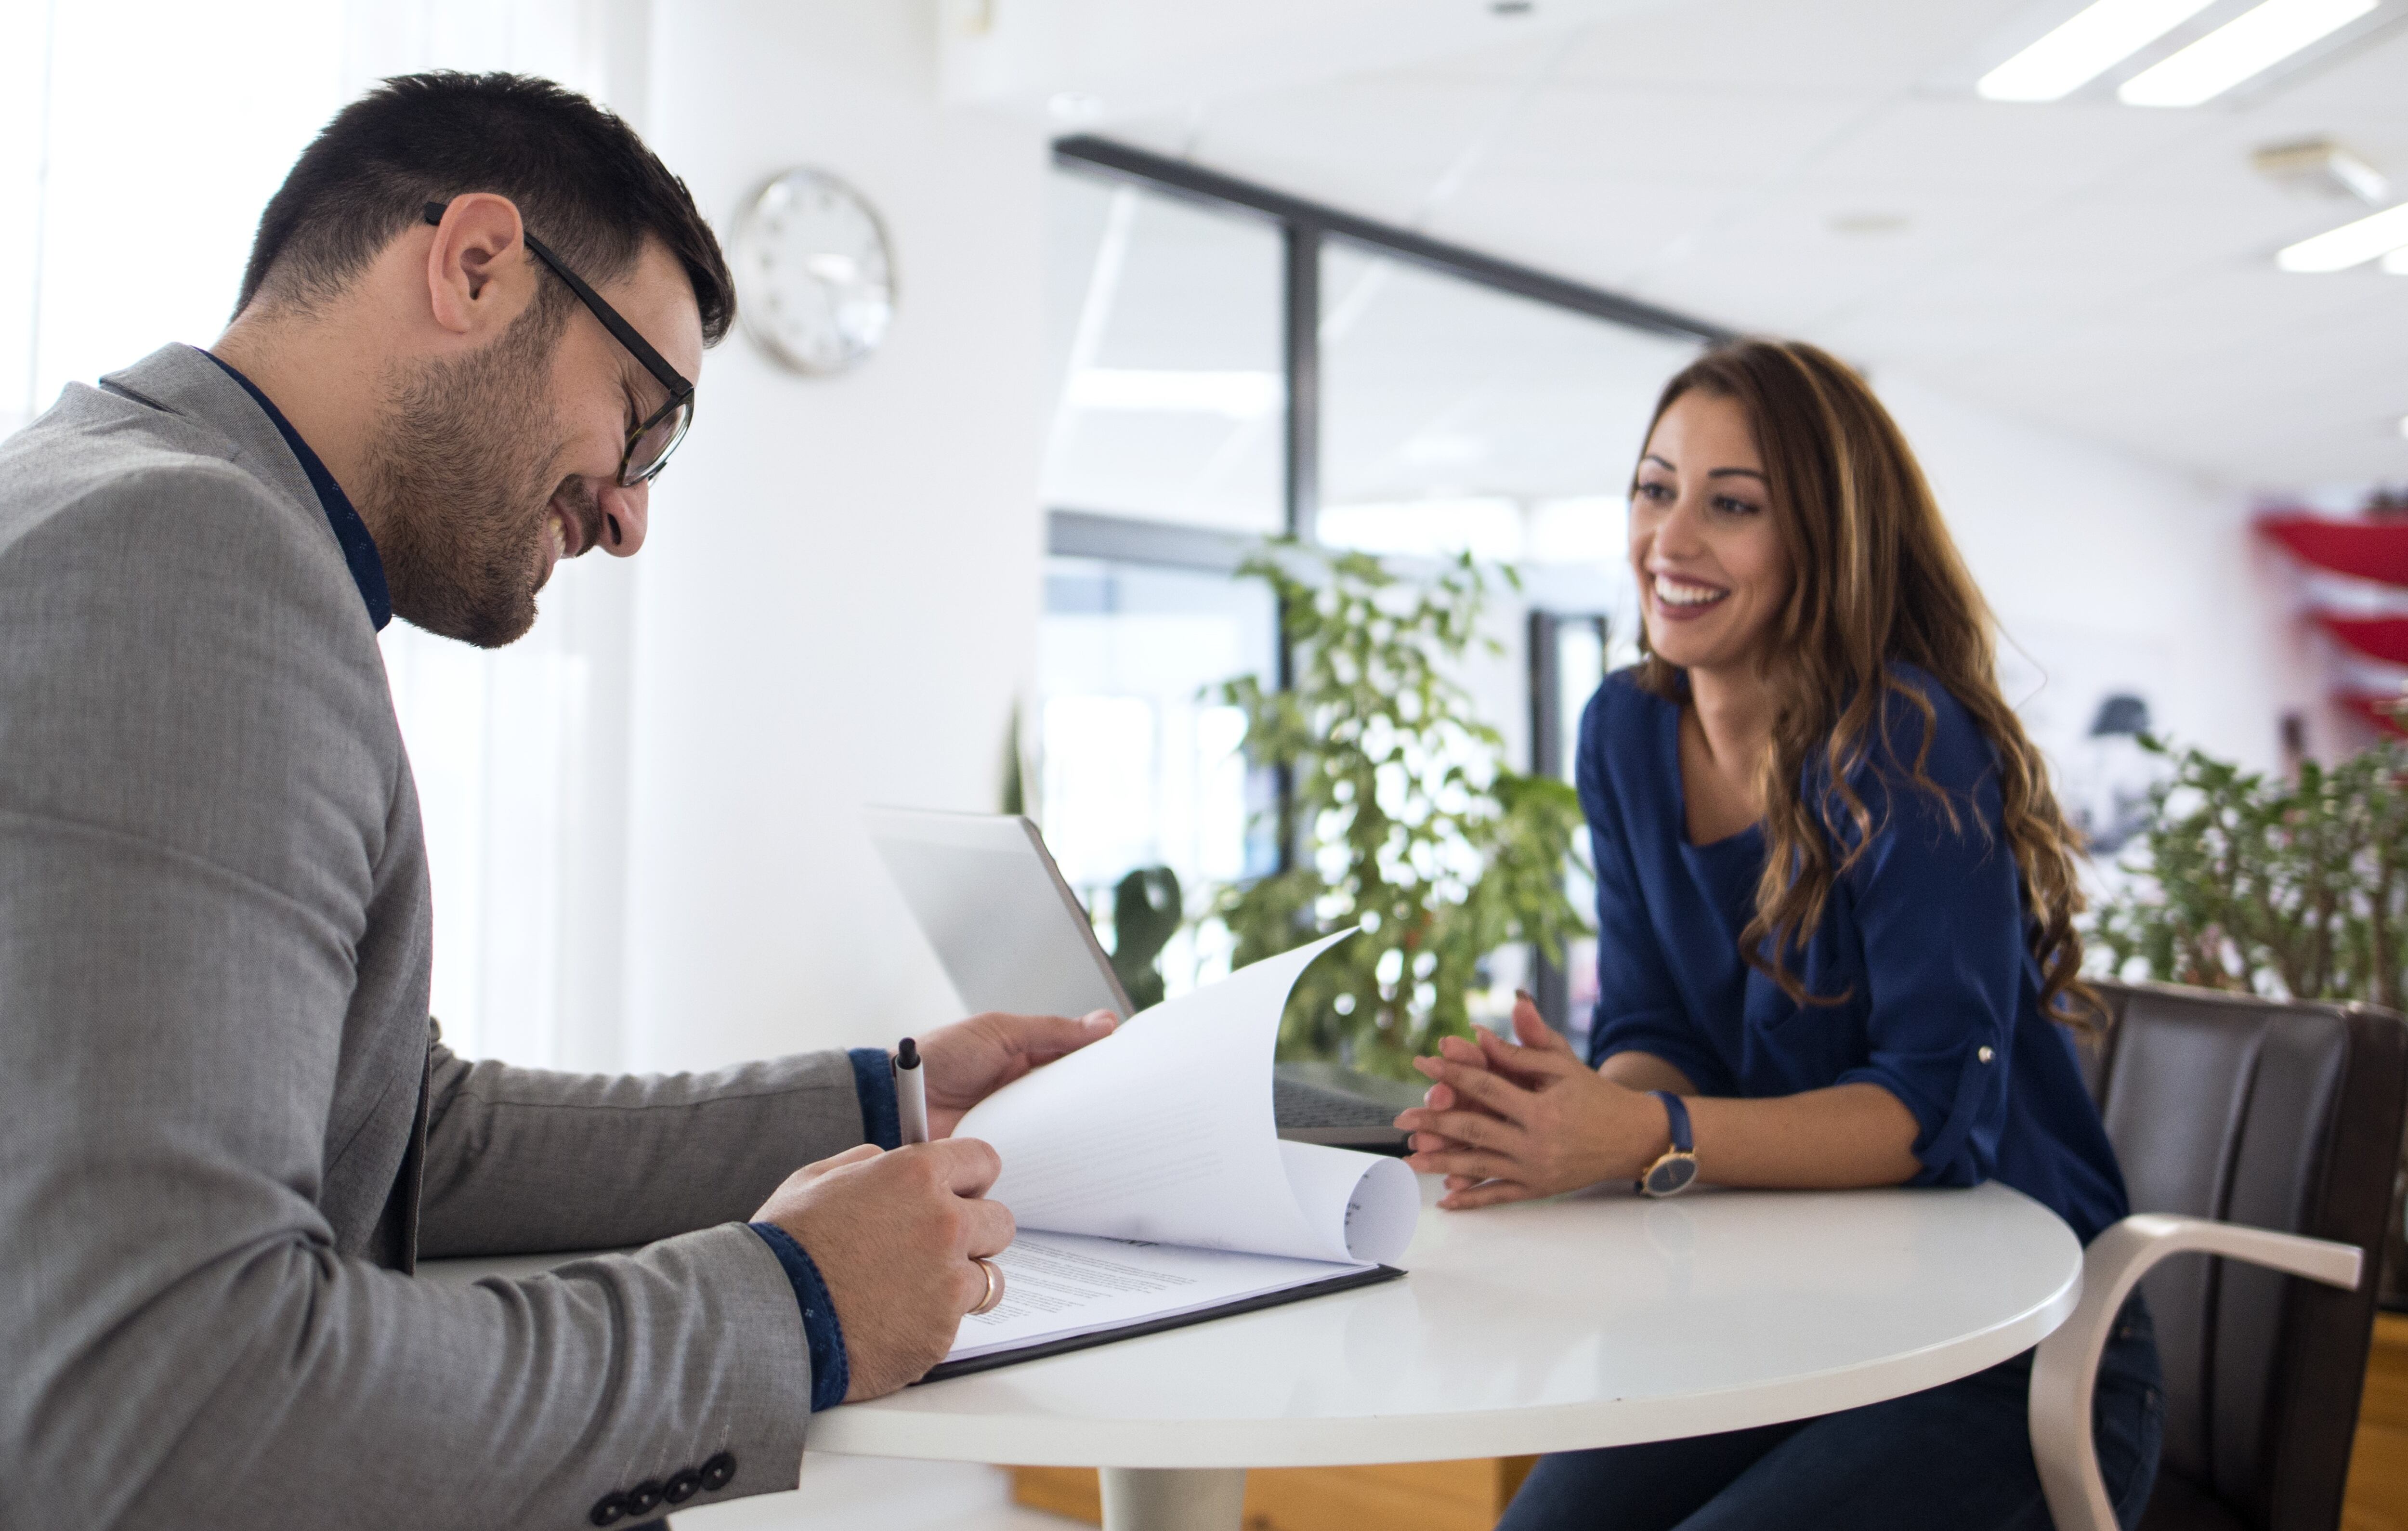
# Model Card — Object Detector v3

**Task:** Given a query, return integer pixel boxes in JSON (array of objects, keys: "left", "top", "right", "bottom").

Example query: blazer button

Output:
[
  {"left": 700, "top": 1452, "right": 738, "bottom": 1492},
  {"left": 624, "top": 1480, "right": 666, "bottom": 1516},
  {"left": 1977, "top": 1046, "right": 1994, "bottom": 1063},
  {"left": 588, "top": 1492, "right": 628, "bottom": 1526},
  {"left": 664, "top": 1468, "right": 704, "bottom": 1504}
]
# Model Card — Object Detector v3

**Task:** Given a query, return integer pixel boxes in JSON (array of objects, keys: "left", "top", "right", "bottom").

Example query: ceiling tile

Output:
[
  {"left": 1086, "top": 0, "right": 2408, "bottom": 489},
  {"left": 1547, "top": 0, "right": 2037, "bottom": 92}
]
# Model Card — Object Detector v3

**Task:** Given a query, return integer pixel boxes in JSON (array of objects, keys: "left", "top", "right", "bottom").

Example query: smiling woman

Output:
[
  {"left": 1625, "top": 344, "right": 2094, "bottom": 1019},
  {"left": 1398, "top": 339, "right": 2160, "bottom": 1531},
  {"left": 1628, "top": 391, "right": 1793, "bottom": 848}
]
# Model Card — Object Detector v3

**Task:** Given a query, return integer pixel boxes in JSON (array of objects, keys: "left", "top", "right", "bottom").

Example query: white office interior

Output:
[{"left": 7, "top": 0, "right": 2406, "bottom": 1525}]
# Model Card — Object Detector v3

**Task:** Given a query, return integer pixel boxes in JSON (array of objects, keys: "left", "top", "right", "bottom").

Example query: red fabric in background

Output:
[
  {"left": 2314, "top": 615, "right": 2408, "bottom": 665},
  {"left": 2340, "top": 694, "right": 2407, "bottom": 737},
  {"left": 2260, "top": 515, "right": 2408, "bottom": 586},
  {"left": 2262, "top": 517, "right": 2408, "bottom": 728}
]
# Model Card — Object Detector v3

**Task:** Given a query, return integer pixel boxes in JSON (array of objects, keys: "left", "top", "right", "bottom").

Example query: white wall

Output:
[
  {"left": 625, "top": 0, "right": 1050, "bottom": 1071},
  {"left": 1872, "top": 370, "right": 2319, "bottom": 772}
]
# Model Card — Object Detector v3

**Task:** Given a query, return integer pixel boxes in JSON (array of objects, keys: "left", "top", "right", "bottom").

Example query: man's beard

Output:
[{"left": 365, "top": 305, "right": 578, "bottom": 649}]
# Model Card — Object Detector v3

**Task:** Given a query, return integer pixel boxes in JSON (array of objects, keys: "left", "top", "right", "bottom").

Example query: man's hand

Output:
[
  {"left": 753, "top": 1138, "right": 1014, "bottom": 1400},
  {"left": 916, "top": 1008, "right": 1116, "bottom": 1138}
]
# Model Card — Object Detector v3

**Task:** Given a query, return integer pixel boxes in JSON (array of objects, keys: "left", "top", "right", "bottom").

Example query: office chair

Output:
[{"left": 2033, "top": 981, "right": 2408, "bottom": 1531}]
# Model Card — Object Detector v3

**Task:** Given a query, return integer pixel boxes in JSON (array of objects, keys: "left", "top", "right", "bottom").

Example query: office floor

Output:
[
  {"left": 2345, "top": 1312, "right": 2408, "bottom": 1531},
  {"left": 673, "top": 1453, "right": 1079, "bottom": 1531}
]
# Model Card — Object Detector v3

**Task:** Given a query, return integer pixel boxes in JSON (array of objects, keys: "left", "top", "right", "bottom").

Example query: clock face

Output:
[{"left": 732, "top": 168, "right": 895, "bottom": 375}]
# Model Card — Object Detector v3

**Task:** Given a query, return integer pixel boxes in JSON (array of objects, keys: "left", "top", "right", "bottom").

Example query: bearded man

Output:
[{"left": 0, "top": 72, "right": 1108, "bottom": 1531}]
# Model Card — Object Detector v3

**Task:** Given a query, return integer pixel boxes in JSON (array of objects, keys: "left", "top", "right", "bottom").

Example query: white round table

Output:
[{"left": 810, "top": 1176, "right": 2082, "bottom": 1531}]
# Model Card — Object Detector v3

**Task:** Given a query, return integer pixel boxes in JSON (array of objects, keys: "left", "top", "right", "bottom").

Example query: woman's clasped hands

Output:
[{"left": 1395, "top": 992, "right": 1678, "bottom": 1209}]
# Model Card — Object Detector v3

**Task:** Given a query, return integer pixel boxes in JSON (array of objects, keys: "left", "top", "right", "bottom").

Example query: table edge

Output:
[{"left": 807, "top": 1251, "right": 2082, "bottom": 1467}]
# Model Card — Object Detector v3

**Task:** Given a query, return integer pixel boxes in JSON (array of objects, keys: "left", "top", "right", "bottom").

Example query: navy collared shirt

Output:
[
  {"left": 1577, "top": 663, "right": 2130, "bottom": 1244},
  {"left": 197, "top": 348, "right": 391, "bottom": 630}
]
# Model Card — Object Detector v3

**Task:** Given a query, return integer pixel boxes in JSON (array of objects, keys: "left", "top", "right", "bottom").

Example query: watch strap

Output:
[{"left": 1649, "top": 1089, "right": 1693, "bottom": 1153}]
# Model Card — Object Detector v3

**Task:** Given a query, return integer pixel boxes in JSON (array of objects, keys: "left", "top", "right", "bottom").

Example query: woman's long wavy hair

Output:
[{"left": 1632, "top": 339, "right": 2094, "bottom": 1021}]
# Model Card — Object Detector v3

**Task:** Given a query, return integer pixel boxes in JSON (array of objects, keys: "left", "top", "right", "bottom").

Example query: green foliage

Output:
[
  {"left": 2087, "top": 737, "right": 2408, "bottom": 1011},
  {"left": 1109, "top": 865, "right": 1182, "bottom": 1011},
  {"left": 1212, "top": 545, "right": 1592, "bottom": 1079},
  {"left": 999, "top": 698, "right": 1026, "bottom": 817}
]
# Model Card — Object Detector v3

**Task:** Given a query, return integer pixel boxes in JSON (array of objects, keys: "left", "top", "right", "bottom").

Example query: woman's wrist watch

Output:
[{"left": 1636, "top": 1090, "right": 1699, "bottom": 1197}]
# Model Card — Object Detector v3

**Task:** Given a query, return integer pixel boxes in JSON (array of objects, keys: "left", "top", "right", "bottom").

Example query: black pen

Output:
[{"left": 895, "top": 1036, "right": 929, "bottom": 1145}]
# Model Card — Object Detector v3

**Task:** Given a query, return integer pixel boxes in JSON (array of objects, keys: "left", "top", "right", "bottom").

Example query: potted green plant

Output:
[
  {"left": 2087, "top": 729, "right": 2408, "bottom": 1306},
  {"left": 1211, "top": 545, "right": 1590, "bottom": 1081},
  {"left": 2088, "top": 738, "right": 2407, "bottom": 1008}
]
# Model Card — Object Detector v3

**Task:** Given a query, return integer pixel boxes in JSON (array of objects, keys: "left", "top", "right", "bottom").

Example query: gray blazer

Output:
[{"left": 0, "top": 346, "right": 872, "bottom": 1530}]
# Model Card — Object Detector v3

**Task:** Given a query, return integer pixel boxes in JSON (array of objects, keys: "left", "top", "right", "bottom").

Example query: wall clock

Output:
[{"left": 731, "top": 167, "right": 895, "bottom": 375}]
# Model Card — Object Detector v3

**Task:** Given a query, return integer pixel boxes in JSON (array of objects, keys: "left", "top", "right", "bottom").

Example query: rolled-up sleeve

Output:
[
  {"left": 1829, "top": 743, "right": 2024, "bottom": 1187},
  {"left": 1576, "top": 692, "right": 1727, "bottom": 1092}
]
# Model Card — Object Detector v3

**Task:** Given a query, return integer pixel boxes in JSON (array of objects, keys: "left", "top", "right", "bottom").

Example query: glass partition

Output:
[
  {"left": 1318, "top": 245, "right": 1700, "bottom": 583},
  {"left": 1036, "top": 557, "right": 1278, "bottom": 997},
  {"left": 1042, "top": 176, "right": 1286, "bottom": 534},
  {"left": 1042, "top": 147, "right": 1727, "bottom": 1034}
]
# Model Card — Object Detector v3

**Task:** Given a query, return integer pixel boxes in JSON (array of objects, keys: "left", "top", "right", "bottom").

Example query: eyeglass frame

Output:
[{"left": 419, "top": 199, "right": 696, "bottom": 487}]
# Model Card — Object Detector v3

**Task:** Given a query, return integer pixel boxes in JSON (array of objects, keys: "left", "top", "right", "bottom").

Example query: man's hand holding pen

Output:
[{"left": 749, "top": 1007, "right": 1117, "bottom": 1401}]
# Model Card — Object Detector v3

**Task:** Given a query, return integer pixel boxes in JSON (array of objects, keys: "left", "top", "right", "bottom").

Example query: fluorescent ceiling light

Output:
[
  {"left": 1976, "top": 0, "right": 2215, "bottom": 102},
  {"left": 2276, "top": 200, "right": 2408, "bottom": 272},
  {"left": 2382, "top": 247, "right": 2408, "bottom": 274},
  {"left": 2118, "top": 0, "right": 2374, "bottom": 105},
  {"left": 1066, "top": 369, "right": 1282, "bottom": 418}
]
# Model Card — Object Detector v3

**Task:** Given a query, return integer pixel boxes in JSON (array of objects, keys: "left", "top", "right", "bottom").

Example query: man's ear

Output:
[{"left": 423, "top": 193, "right": 536, "bottom": 339}]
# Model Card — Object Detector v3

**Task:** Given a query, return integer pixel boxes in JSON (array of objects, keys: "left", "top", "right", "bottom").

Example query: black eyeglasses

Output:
[{"left": 421, "top": 200, "right": 695, "bottom": 487}]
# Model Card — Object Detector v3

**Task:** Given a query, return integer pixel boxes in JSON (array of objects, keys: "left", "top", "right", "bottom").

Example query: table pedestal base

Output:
[{"left": 1099, "top": 1466, "right": 1247, "bottom": 1531}]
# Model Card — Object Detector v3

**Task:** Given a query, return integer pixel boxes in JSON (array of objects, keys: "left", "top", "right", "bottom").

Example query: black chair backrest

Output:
[{"left": 2084, "top": 981, "right": 2408, "bottom": 1531}]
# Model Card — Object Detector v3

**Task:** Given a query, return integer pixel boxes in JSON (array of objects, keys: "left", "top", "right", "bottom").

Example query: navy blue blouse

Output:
[{"left": 1575, "top": 664, "right": 2129, "bottom": 1244}]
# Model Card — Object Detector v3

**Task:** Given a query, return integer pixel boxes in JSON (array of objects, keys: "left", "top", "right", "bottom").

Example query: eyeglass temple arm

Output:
[{"left": 419, "top": 201, "right": 692, "bottom": 404}]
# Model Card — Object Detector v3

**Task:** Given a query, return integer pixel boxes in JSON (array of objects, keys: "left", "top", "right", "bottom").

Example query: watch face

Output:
[
  {"left": 1645, "top": 1155, "right": 1698, "bottom": 1197},
  {"left": 733, "top": 168, "right": 895, "bottom": 375}
]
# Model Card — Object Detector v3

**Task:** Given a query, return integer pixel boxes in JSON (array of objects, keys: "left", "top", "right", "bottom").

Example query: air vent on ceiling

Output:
[{"left": 2252, "top": 136, "right": 2391, "bottom": 203}]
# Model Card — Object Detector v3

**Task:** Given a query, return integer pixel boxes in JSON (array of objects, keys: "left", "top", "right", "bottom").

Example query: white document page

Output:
[
  {"left": 942, "top": 1232, "right": 1377, "bottom": 1365},
  {"left": 942, "top": 930, "right": 1421, "bottom": 1366},
  {"left": 952, "top": 930, "right": 1418, "bottom": 1264}
]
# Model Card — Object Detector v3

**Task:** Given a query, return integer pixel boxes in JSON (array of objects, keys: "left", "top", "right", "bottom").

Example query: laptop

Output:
[{"left": 864, "top": 806, "right": 1414, "bottom": 1153}]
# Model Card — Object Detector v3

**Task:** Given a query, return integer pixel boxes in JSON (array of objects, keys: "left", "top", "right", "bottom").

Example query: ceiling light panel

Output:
[
  {"left": 1977, "top": 0, "right": 2218, "bottom": 102},
  {"left": 2118, "top": 0, "right": 2377, "bottom": 105},
  {"left": 2277, "top": 200, "right": 2408, "bottom": 271},
  {"left": 2383, "top": 247, "right": 2408, "bottom": 273}
]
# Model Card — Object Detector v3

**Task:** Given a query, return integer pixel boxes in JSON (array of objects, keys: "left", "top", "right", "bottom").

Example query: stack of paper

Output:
[{"left": 932, "top": 931, "right": 1418, "bottom": 1376}]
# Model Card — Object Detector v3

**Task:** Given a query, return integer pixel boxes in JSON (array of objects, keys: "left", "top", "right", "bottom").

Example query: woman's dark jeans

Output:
[{"left": 1496, "top": 1295, "right": 2163, "bottom": 1531}]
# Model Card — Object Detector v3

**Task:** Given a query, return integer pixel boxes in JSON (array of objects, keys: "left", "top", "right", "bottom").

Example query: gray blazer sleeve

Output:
[
  {"left": 0, "top": 468, "right": 817, "bottom": 1530},
  {"left": 418, "top": 1039, "right": 871, "bottom": 1256}
]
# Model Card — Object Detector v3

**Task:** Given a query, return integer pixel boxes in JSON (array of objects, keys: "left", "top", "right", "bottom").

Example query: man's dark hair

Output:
[{"left": 237, "top": 72, "right": 734, "bottom": 345}]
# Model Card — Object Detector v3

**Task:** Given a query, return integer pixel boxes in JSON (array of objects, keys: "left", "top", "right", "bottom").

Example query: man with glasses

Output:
[{"left": 0, "top": 72, "right": 1108, "bottom": 1530}]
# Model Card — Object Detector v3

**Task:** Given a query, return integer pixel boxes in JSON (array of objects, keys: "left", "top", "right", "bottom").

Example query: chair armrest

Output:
[{"left": 2028, "top": 1213, "right": 2363, "bottom": 1531}]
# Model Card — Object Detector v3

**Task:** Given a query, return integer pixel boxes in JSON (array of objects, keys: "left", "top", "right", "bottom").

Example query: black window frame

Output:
[{"left": 1044, "top": 134, "right": 1731, "bottom": 1028}]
